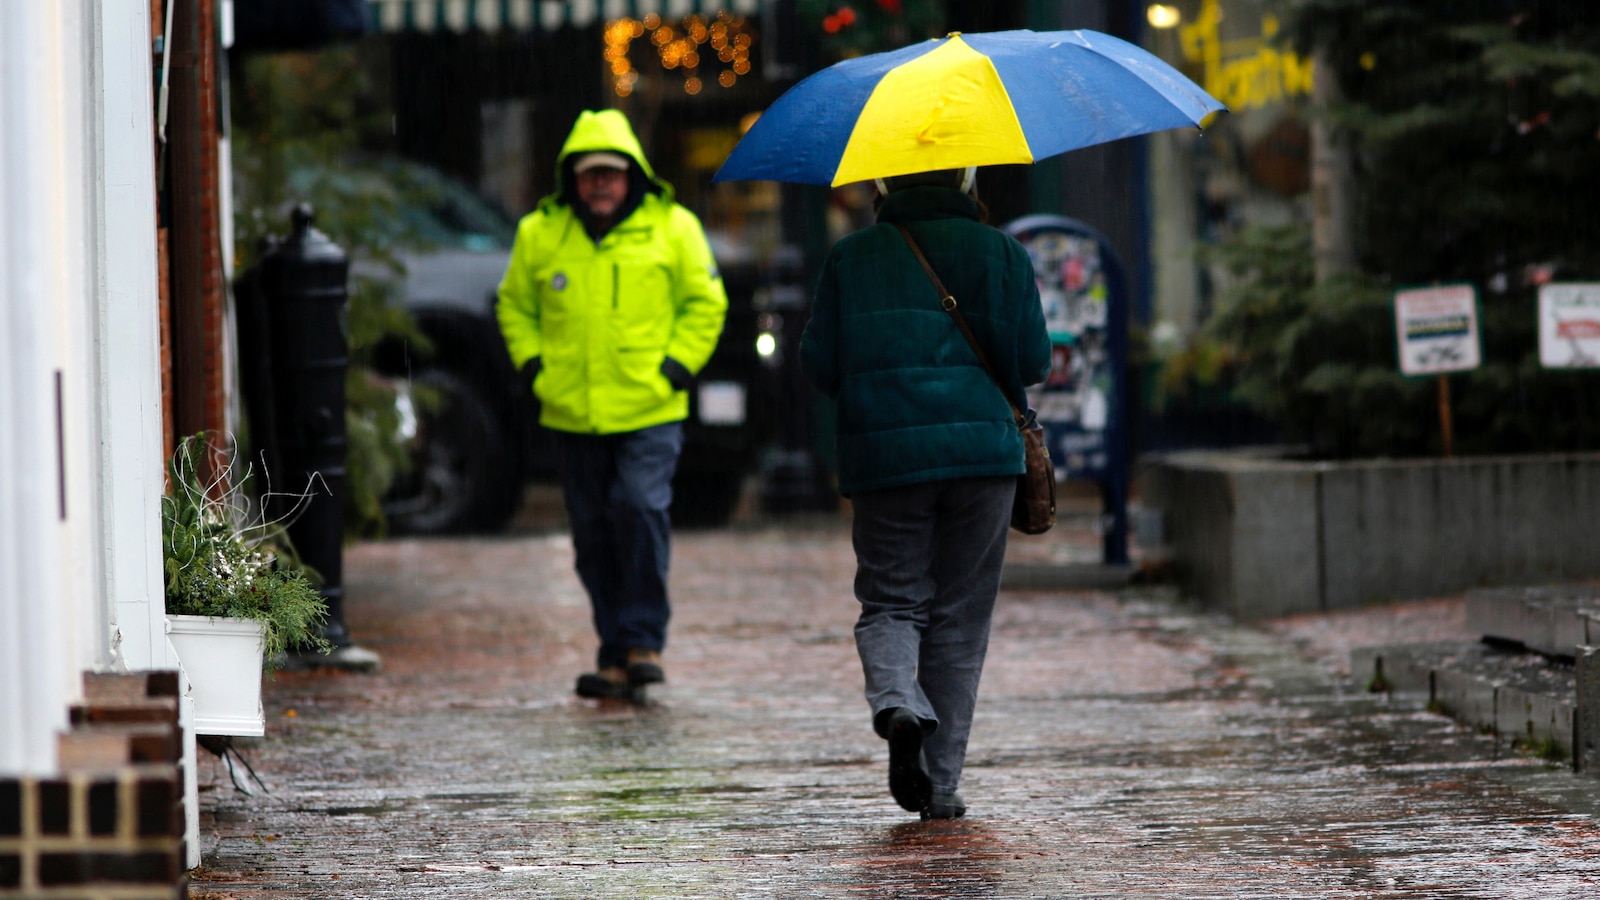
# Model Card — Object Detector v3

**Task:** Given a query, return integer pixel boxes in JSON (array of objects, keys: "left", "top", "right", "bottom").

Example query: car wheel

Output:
[{"left": 383, "top": 370, "right": 517, "bottom": 535}]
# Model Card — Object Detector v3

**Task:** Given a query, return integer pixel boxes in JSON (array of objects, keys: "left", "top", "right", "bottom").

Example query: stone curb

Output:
[
  {"left": 1464, "top": 585, "right": 1600, "bottom": 659},
  {"left": 1352, "top": 641, "right": 1587, "bottom": 771}
]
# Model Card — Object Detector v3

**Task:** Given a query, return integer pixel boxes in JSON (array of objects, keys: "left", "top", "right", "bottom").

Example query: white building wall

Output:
[
  {"left": 2, "top": 0, "right": 171, "bottom": 781},
  {"left": 58, "top": 0, "right": 104, "bottom": 679},
  {"left": 98, "top": 0, "right": 173, "bottom": 676},
  {"left": 94, "top": 0, "right": 196, "bottom": 866},
  {"left": 0, "top": 0, "right": 77, "bottom": 776}
]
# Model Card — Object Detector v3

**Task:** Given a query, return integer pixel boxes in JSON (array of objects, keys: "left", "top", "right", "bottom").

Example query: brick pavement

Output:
[{"left": 187, "top": 506, "right": 1600, "bottom": 899}]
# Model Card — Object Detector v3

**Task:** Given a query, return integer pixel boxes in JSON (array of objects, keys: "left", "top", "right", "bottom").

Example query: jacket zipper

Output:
[{"left": 611, "top": 263, "right": 619, "bottom": 310}]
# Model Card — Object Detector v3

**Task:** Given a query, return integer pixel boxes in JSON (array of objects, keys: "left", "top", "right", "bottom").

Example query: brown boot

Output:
[
  {"left": 625, "top": 648, "right": 664, "bottom": 686},
  {"left": 575, "top": 666, "right": 630, "bottom": 699}
]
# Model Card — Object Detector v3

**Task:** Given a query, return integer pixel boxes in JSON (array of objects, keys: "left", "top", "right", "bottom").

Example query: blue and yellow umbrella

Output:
[{"left": 714, "top": 29, "right": 1226, "bottom": 187}]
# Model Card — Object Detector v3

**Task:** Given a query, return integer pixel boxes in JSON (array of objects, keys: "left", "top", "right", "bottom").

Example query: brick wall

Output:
[
  {"left": 195, "top": 0, "right": 227, "bottom": 442},
  {"left": 0, "top": 673, "right": 187, "bottom": 899},
  {"left": 157, "top": 0, "right": 228, "bottom": 461}
]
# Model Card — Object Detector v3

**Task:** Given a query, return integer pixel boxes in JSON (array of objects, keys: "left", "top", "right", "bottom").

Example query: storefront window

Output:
[{"left": 1146, "top": 0, "right": 1314, "bottom": 344}]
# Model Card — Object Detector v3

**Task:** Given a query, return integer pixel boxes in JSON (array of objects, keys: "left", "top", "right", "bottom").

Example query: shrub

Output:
[{"left": 162, "top": 433, "right": 331, "bottom": 664}]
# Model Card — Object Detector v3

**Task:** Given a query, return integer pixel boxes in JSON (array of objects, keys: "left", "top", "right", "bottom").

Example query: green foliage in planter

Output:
[{"left": 162, "top": 434, "right": 332, "bottom": 663}]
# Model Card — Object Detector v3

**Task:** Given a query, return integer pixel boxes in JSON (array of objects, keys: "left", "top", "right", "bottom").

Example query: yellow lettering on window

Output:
[{"left": 1178, "top": 0, "right": 1314, "bottom": 111}]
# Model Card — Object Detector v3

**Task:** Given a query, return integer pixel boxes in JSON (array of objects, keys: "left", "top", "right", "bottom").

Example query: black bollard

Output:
[{"left": 236, "top": 204, "right": 376, "bottom": 670}]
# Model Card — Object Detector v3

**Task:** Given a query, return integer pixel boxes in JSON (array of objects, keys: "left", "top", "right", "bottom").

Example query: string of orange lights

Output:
[{"left": 604, "top": 12, "right": 754, "bottom": 97}]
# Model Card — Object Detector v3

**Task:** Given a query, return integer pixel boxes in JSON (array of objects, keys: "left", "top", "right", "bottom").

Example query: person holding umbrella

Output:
[
  {"left": 717, "top": 28, "right": 1222, "bottom": 816},
  {"left": 800, "top": 168, "right": 1051, "bottom": 819}
]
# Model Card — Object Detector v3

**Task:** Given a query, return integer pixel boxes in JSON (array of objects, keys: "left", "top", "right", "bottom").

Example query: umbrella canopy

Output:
[{"left": 714, "top": 29, "right": 1226, "bottom": 187}]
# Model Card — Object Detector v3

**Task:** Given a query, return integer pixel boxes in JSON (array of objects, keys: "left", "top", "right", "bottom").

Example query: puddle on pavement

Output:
[{"left": 320, "top": 802, "right": 403, "bottom": 818}]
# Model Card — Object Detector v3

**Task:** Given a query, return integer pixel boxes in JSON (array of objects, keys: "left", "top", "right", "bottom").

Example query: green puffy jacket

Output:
[
  {"left": 801, "top": 186, "right": 1052, "bottom": 495},
  {"left": 497, "top": 109, "right": 728, "bottom": 434}
]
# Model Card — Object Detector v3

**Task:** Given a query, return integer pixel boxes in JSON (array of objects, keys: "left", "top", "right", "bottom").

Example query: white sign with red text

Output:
[
  {"left": 1394, "top": 284, "right": 1481, "bottom": 376},
  {"left": 1538, "top": 283, "right": 1600, "bottom": 369}
]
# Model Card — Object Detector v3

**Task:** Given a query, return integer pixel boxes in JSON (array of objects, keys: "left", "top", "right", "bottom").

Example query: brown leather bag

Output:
[{"left": 895, "top": 225, "right": 1056, "bottom": 535}]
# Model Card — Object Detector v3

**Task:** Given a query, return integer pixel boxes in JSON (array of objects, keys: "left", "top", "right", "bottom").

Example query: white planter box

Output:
[{"left": 166, "top": 614, "right": 266, "bottom": 737}]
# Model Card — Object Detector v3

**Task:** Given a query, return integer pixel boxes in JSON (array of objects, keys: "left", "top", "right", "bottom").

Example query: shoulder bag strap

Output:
[{"left": 894, "top": 224, "right": 1025, "bottom": 426}]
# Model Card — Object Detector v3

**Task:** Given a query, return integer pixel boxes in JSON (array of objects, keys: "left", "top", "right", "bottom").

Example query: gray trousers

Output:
[{"left": 850, "top": 476, "right": 1013, "bottom": 795}]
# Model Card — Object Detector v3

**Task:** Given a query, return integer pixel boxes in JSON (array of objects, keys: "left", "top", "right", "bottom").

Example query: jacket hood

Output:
[{"left": 544, "top": 109, "right": 672, "bottom": 210}]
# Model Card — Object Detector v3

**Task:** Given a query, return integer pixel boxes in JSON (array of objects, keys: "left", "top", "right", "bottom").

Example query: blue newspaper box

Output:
[{"left": 1003, "top": 215, "right": 1129, "bottom": 565}]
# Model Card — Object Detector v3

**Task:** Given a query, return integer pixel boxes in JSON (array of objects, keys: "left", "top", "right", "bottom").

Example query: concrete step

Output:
[
  {"left": 63, "top": 671, "right": 184, "bottom": 770},
  {"left": 1352, "top": 640, "right": 1583, "bottom": 769},
  {"left": 1465, "top": 584, "right": 1600, "bottom": 659},
  {"left": 58, "top": 723, "right": 181, "bottom": 770}
]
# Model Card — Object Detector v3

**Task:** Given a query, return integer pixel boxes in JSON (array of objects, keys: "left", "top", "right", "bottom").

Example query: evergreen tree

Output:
[{"left": 1206, "top": 1, "right": 1600, "bottom": 456}]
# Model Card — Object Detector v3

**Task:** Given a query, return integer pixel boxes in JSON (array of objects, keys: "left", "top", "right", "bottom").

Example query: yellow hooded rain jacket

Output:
[{"left": 496, "top": 109, "right": 728, "bottom": 434}]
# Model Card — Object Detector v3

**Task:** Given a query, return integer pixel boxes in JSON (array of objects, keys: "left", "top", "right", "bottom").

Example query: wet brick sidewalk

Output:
[{"left": 189, "top": 502, "right": 1600, "bottom": 898}]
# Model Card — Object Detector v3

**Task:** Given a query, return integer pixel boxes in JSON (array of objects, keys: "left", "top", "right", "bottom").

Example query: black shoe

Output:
[
  {"left": 885, "top": 708, "right": 932, "bottom": 813},
  {"left": 922, "top": 791, "right": 966, "bottom": 820},
  {"left": 625, "top": 649, "right": 664, "bottom": 686},
  {"left": 575, "top": 668, "right": 632, "bottom": 700}
]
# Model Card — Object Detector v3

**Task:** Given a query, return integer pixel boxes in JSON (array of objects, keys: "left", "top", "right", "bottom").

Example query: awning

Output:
[{"left": 368, "top": 0, "right": 763, "bottom": 34}]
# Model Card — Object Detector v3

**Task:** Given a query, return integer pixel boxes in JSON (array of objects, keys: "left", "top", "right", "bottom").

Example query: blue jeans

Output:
[
  {"left": 850, "top": 476, "right": 1013, "bottom": 795},
  {"left": 550, "top": 422, "right": 683, "bottom": 671}
]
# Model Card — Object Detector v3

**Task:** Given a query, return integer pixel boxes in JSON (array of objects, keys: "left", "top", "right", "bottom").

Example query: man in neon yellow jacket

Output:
[{"left": 497, "top": 109, "right": 727, "bottom": 700}]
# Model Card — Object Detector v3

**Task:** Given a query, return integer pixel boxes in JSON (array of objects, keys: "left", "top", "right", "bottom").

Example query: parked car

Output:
[{"left": 359, "top": 160, "right": 778, "bottom": 534}]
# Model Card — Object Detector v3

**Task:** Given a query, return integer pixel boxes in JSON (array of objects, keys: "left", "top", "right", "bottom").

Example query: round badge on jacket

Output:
[{"left": 550, "top": 272, "right": 568, "bottom": 291}]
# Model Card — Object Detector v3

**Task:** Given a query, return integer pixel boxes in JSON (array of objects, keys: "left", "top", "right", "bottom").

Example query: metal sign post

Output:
[{"left": 1436, "top": 374, "right": 1454, "bottom": 459}]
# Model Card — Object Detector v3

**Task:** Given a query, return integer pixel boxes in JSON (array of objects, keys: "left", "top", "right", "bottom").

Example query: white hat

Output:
[
  {"left": 573, "top": 151, "right": 631, "bottom": 174},
  {"left": 873, "top": 167, "right": 977, "bottom": 195}
]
